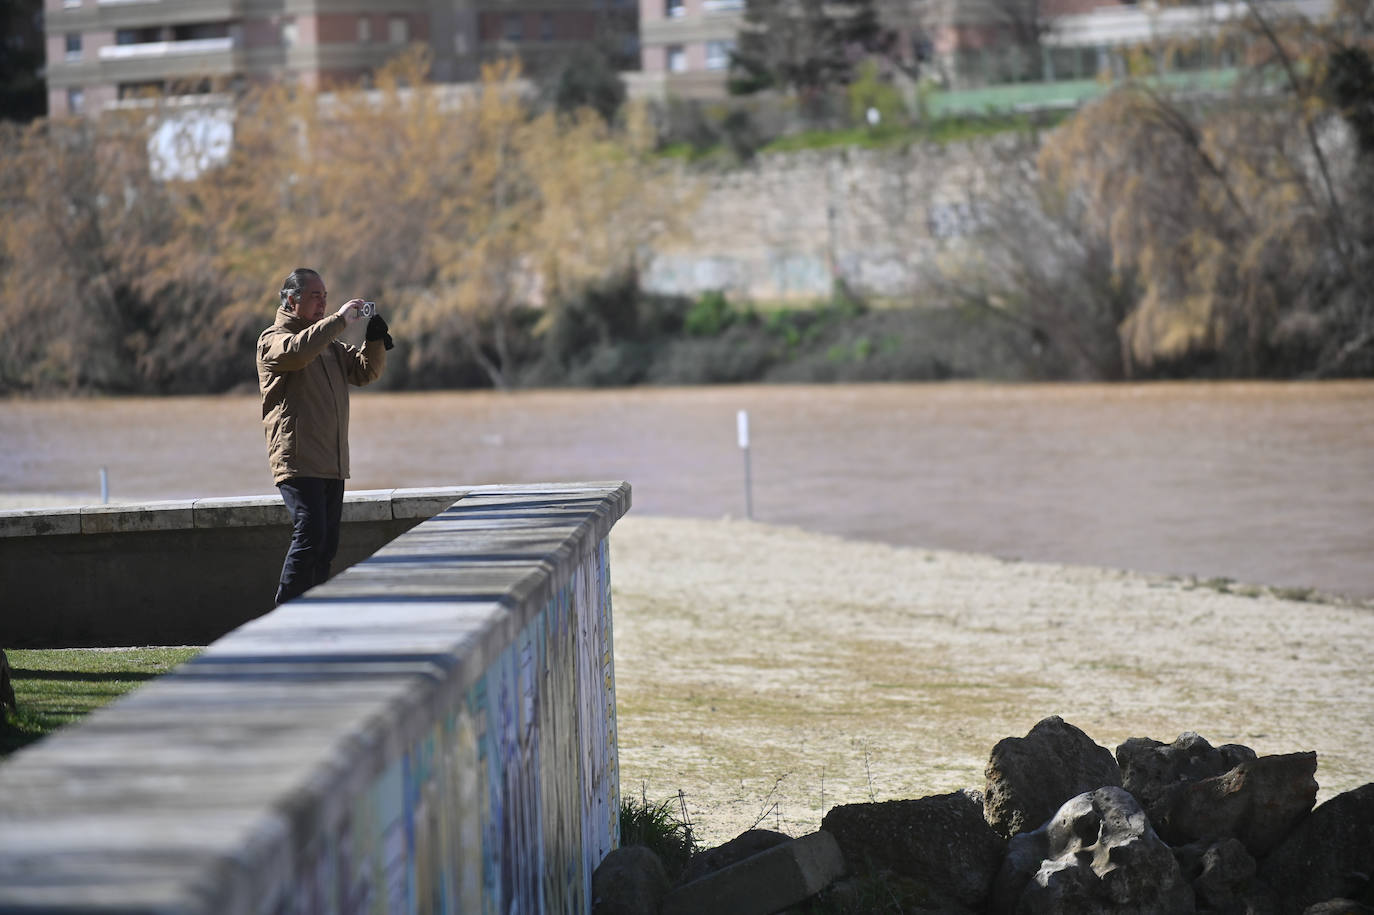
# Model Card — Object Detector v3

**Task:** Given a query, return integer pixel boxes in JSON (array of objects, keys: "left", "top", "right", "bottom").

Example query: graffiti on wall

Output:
[{"left": 277, "top": 538, "right": 619, "bottom": 915}]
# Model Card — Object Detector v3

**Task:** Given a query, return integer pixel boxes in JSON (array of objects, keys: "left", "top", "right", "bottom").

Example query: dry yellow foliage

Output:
[
  {"left": 0, "top": 51, "right": 685, "bottom": 392},
  {"left": 1038, "top": 1, "right": 1374, "bottom": 375}
]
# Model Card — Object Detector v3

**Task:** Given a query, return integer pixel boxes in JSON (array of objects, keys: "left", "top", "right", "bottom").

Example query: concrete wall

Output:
[
  {"left": 0, "top": 481, "right": 630, "bottom": 914},
  {"left": 0, "top": 489, "right": 468, "bottom": 647},
  {"left": 643, "top": 137, "right": 1031, "bottom": 303}
]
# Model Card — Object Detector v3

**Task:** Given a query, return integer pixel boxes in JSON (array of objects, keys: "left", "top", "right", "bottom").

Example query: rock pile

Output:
[{"left": 593, "top": 716, "right": 1374, "bottom": 914}]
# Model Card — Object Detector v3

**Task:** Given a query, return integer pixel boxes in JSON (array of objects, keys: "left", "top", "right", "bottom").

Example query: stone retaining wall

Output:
[
  {"left": 643, "top": 137, "right": 1031, "bottom": 303},
  {"left": 0, "top": 482, "right": 630, "bottom": 914}
]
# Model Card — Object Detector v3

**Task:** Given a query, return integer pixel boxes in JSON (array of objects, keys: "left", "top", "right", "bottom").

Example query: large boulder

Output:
[
  {"left": 677, "top": 829, "right": 790, "bottom": 886},
  {"left": 1261, "top": 783, "right": 1374, "bottom": 912},
  {"left": 821, "top": 789, "right": 1007, "bottom": 910},
  {"left": 661, "top": 830, "right": 845, "bottom": 915},
  {"left": 984, "top": 716, "right": 1123, "bottom": 838},
  {"left": 1302, "top": 902, "right": 1374, "bottom": 914},
  {"left": 989, "top": 786, "right": 1195, "bottom": 914},
  {"left": 1117, "top": 732, "right": 1257, "bottom": 813},
  {"left": 593, "top": 845, "right": 671, "bottom": 915},
  {"left": 0, "top": 648, "right": 14, "bottom": 712},
  {"left": 1174, "top": 837, "right": 1277, "bottom": 913},
  {"left": 1150, "top": 752, "right": 1318, "bottom": 857}
]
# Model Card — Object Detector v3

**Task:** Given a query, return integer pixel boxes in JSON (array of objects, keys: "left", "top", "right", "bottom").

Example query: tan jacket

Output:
[{"left": 257, "top": 305, "right": 386, "bottom": 485}]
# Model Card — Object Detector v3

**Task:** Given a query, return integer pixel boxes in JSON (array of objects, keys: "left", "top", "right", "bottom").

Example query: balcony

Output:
[
  {"left": 99, "top": 0, "right": 242, "bottom": 28},
  {"left": 99, "top": 36, "right": 233, "bottom": 60},
  {"left": 94, "top": 35, "right": 240, "bottom": 82},
  {"left": 641, "top": 6, "right": 741, "bottom": 45},
  {"left": 1046, "top": 0, "right": 1333, "bottom": 47}
]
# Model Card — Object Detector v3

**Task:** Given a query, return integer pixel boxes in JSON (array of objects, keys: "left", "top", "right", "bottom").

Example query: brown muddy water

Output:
[{"left": 2, "top": 381, "right": 1372, "bottom": 599}]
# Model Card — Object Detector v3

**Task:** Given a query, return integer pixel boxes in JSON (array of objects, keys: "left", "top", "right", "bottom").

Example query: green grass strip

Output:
[{"left": 1, "top": 647, "right": 201, "bottom": 757}]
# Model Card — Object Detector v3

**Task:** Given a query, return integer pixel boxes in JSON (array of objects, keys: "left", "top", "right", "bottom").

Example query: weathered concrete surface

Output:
[
  {"left": 0, "top": 481, "right": 631, "bottom": 914},
  {"left": 0, "top": 487, "right": 482, "bottom": 647},
  {"left": 0, "top": 506, "right": 82, "bottom": 538},
  {"left": 80, "top": 500, "right": 197, "bottom": 534}
]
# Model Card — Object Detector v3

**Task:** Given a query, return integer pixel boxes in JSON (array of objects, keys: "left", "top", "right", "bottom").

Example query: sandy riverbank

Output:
[{"left": 609, "top": 515, "right": 1374, "bottom": 848}]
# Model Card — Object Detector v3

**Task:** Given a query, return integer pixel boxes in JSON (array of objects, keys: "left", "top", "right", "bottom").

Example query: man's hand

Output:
[{"left": 337, "top": 299, "right": 367, "bottom": 325}]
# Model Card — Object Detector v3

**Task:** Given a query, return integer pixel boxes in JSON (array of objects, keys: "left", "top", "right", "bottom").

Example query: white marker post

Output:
[
  {"left": 100, "top": 467, "right": 109, "bottom": 504},
  {"left": 737, "top": 409, "right": 752, "bottom": 520}
]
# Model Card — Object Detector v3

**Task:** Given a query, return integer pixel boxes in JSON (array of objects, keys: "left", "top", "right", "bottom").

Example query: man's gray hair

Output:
[{"left": 279, "top": 267, "right": 320, "bottom": 308}]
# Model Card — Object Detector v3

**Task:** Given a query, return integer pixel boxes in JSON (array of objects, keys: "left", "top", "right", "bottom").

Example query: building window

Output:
[
  {"left": 118, "top": 80, "right": 163, "bottom": 100},
  {"left": 358, "top": 17, "right": 371, "bottom": 42},
  {"left": 666, "top": 0, "right": 685, "bottom": 17},
  {"left": 667, "top": 44, "right": 687, "bottom": 72},
  {"left": 282, "top": 19, "right": 298, "bottom": 47},
  {"left": 388, "top": 16, "right": 408, "bottom": 44},
  {"left": 173, "top": 23, "right": 228, "bottom": 41},
  {"left": 504, "top": 14, "right": 522, "bottom": 41},
  {"left": 117, "top": 27, "right": 161, "bottom": 45},
  {"left": 65, "top": 33, "right": 82, "bottom": 61},
  {"left": 705, "top": 39, "right": 733, "bottom": 70},
  {"left": 67, "top": 87, "right": 84, "bottom": 113},
  {"left": 540, "top": 12, "right": 553, "bottom": 41}
]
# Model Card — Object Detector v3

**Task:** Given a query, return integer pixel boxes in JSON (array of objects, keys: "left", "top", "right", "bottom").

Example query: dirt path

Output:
[{"left": 609, "top": 515, "right": 1374, "bottom": 848}]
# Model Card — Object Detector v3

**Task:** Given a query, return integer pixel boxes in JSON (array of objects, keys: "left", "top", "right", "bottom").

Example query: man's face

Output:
[{"left": 290, "top": 276, "right": 328, "bottom": 323}]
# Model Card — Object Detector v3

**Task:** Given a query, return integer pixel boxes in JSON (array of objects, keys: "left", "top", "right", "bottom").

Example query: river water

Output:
[{"left": 2, "top": 381, "right": 1371, "bottom": 598}]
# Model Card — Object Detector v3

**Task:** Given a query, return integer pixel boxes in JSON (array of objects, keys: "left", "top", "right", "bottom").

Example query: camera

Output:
[{"left": 359, "top": 301, "right": 377, "bottom": 318}]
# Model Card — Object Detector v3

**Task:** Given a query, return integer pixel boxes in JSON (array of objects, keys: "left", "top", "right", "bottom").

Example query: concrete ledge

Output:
[
  {"left": 390, "top": 486, "right": 475, "bottom": 520},
  {"left": 191, "top": 495, "right": 290, "bottom": 529},
  {"left": 0, "top": 481, "right": 631, "bottom": 913},
  {"left": 0, "top": 487, "right": 476, "bottom": 537},
  {"left": 341, "top": 490, "right": 395, "bottom": 522},
  {"left": 0, "top": 506, "right": 82, "bottom": 538},
  {"left": 81, "top": 499, "right": 196, "bottom": 534},
  {"left": 0, "top": 484, "right": 628, "bottom": 648}
]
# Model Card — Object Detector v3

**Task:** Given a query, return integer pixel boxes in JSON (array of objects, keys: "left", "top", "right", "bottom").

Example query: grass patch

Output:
[
  {"left": 1, "top": 647, "right": 201, "bottom": 757},
  {"left": 1271, "top": 585, "right": 1318, "bottom": 603},
  {"left": 757, "top": 111, "right": 1067, "bottom": 156},
  {"left": 657, "top": 110, "right": 1068, "bottom": 165},
  {"left": 620, "top": 791, "right": 699, "bottom": 882}
]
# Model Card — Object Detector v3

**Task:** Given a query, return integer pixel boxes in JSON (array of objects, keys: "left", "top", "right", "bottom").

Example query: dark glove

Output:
[{"left": 366, "top": 313, "right": 394, "bottom": 351}]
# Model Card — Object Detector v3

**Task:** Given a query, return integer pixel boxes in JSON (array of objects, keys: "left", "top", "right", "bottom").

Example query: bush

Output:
[
  {"left": 683, "top": 290, "right": 741, "bottom": 337},
  {"left": 620, "top": 796, "right": 697, "bottom": 882},
  {"left": 523, "top": 276, "right": 1042, "bottom": 387},
  {"left": 537, "top": 44, "right": 627, "bottom": 125}
]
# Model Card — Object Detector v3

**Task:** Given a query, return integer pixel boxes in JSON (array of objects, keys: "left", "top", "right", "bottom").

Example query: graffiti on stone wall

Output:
[
  {"left": 926, "top": 201, "right": 991, "bottom": 240},
  {"left": 276, "top": 538, "right": 618, "bottom": 915}
]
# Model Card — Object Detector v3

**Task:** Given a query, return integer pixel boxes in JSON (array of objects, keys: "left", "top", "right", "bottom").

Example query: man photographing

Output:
[{"left": 257, "top": 267, "right": 394, "bottom": 605}]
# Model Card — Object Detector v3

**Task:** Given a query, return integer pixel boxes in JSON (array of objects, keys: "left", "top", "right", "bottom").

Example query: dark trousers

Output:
[{"left": 276, "top": 477, "right": 345, "bottom": 606}]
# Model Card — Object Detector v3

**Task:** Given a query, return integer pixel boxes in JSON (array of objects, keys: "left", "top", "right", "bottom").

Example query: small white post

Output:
[
  {"left": 737, "top": 410, "right": 752, "bottom": 520},
  {"left": 99, "top": 467, "right": 109, "bottom": 504}
]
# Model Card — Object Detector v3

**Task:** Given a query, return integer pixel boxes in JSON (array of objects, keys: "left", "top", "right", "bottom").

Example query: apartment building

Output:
[
  {"left": 635, "top": 0, "right": 1332, "bottom": 98},
  {"left": 633, "top": 0, "right": 1125, "bottom": 98},
  {"left": 44, "top": 0, "right": 638, "bottom": 117},
  {"left": 635, "top": 0, "right": 742, "bottom": 97}
]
